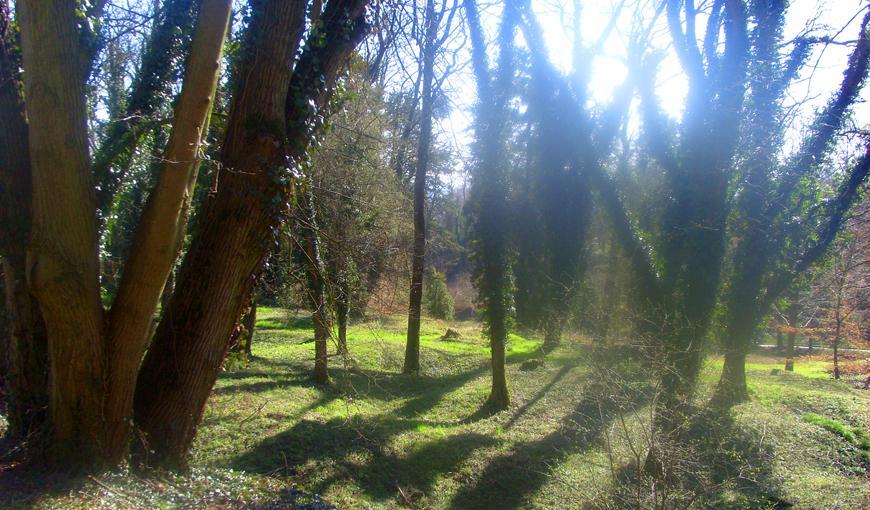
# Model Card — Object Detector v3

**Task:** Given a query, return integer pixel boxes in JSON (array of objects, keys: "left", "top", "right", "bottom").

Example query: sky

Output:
[{"left": 439, "top": 0, "right": 869, "bottom": 176}]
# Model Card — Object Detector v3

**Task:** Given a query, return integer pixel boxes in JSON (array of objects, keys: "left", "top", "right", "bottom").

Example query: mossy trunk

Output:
[{"left": 298, "top": 186, "right": 330, "bottom": 385}]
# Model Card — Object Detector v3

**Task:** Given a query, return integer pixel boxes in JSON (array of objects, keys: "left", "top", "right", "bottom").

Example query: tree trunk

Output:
[
  {"left": 0, "top": 0, "right": 48, "bottom": 443},
  {"left": 404, "top": 0, "right": 438, "bottom": 375},
  {"left": 716, "top": 346, "right": 749, "bottom": 404},
  {"left": 715, "top": 306, "right": 756, "bottom": 404},
  {"left": 132, "top": 0, "right": 366, "bottom": 469},
  {"left": 336, "top": 282, "right": 349, "bottom": 355},
  {"left": 832, "top": 315, "right": 841, "bottom": 380},
  {"left": 18, "top": 0, "right": 106, "bottom": 465},
  {"left": 132, "top": 0, "right": 307, "bottom": 469},
  {"left": 242, "top": 297, "right": 257, "bottom": 357},
  {"left": 1, "top": 257, "right": 48, "bottom": 440},
  {"left": 92, "top": 0, "right": 201, "bottom": 220},
  {"left": 785, "top": 330, "right": 795, "bottom": 372},
  {"left": 776, "top": 330, "right": 783, "bottom": 350},
  {"left": 298, "top": 187, "right": 330, "bottom": 384},
  {"left": 102, "top": 0, "right": 230, "bottom": 463},
  {"left": 487, "top": 318, "right": 510, "bottom": 409}
]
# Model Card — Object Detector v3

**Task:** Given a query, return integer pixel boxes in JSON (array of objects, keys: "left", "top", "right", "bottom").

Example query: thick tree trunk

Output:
[
  {"left": 404, "top": 0, "right": 438, "bottom": 375},
  {"left": 1, "top": 257, "right": 47, "bottom": 440},
  {"left": 715, "top": 308, "right": 755, "bottom": 404},
  {"left": 133, "top": 0, "right": 307, "bottom": 469},
  {"left": 0, "top": 0, "right": 48, "bottom": 442},
  {"left": 784, "top": 330, "right": 795, "bottom": 372},
  {"left": 716, "top": 347, "right": 749, "bottom": 404},
  {"left": 102, "top": 0, "right": 230, "bottom": 463},
  {"left": 19, "top": 0, "right": 105, "bottom": 465},
  {"left": 133, "top": 0, "right": 367, "bottom": 469}
]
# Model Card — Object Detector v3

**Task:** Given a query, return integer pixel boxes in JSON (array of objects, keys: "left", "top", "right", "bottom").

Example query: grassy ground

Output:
[{"left": 3, "top": 308, "right": 869, "bottom": 508}]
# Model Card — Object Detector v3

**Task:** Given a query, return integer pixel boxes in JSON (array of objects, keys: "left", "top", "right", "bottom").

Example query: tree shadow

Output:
[
  {"left": 609, "top": 406, "right": 789, "bottom": 509},
  {"left": 448, "top": 379, "right": 651, "bottom": 510},
  {"left": 232, "top": 414, "right": 499, "bottom": 505}
]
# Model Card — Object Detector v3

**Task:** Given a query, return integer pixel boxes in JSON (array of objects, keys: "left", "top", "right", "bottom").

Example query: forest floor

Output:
[{"left": 2, "top": 307, "right": 868, "bottom": 509}]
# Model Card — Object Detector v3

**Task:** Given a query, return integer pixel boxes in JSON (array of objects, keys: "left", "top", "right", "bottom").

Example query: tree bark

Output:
[
  {"left": 102, "top": 0, "right": 230, "bottom": 463},
  {"left": 466, "top": 0, "right": 516, "bottom": 410},
  {"left": 133, "top": 0, "right": 367, "bottom": 469},
  {"left": 18, "top": 0, "right": 105, "bottom": 464},
  {"left": 403, "top": 0, "right": 438, "bottom": 375},
  {"left": 133, "top": 0, "right": 307, "bottom": 469},
  {"left": 1, "top": 257, "right": 47, "bottom": 440},
  {"left": 0, "top": 0, "right": 48, "bottom": 442},
  {"left": 716, "top": 342, "right": 749, "bottom": 404}
]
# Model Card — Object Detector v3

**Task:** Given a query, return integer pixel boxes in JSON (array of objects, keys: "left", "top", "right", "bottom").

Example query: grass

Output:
[{"left": 3, "top": 307, "right": 869, "bottom": 509}]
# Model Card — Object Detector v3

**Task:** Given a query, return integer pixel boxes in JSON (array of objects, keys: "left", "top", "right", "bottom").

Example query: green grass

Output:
[{"left": 8, "top": 308, "right": 870, "bottom": 509}]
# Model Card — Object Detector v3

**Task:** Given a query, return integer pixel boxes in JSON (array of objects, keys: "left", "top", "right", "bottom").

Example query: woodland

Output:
[{"left": 0, "top": 0, "right": 869, "bottom": 508}]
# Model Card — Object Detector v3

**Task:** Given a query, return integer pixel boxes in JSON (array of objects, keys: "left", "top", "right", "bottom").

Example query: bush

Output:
[{"left": 424, "top": 269, "right": 454, "bottom": 320}]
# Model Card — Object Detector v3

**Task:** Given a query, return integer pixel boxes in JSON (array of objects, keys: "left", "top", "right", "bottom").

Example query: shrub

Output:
[{"left": 424, "top": 269, "right": 454, "bottom": 320}]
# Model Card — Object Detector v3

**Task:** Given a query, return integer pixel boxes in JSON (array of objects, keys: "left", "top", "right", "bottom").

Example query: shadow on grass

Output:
[
  {"left": 448, "top": 378, "right": 651, "bottom": 510},
  {"left": 609, "top": 406, "right": 788, "bottom": 509},
  {"left": 232, "top": 413, "right": 499, "bottom": 505}
]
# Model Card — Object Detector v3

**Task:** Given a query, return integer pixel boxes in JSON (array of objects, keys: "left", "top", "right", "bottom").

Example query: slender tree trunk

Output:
[
  {"left": 488, "top": 317, "right": 510, "bottom": 409},
  {"left": 243, "top": 299, "right": 256, "bottom": 357},
  {"left": 92, "top": 0, "right": 202, "bottom": 219},
  {"left": 466, "top": 0, "right": 515, "bottom": 410},
  {"left": 404, "top": 0, "right": 438, "bottom": 375},
  {"left": 336, "top": 281, "right": 349, "bottom": 355},
  {"left": 102, "top": 0, "right": 230, "bottom": 463},
  {"left": 785, "top": 331, "right": 796, "bottom": 372},
  {"left": 18, "top": 0, "right": 106, "bottom": 465},
  {"left": 298, "top": 187, "right": 330, "bottom": 384},
  {"left": 776, "top": 330, "right": 783, "bottom": 350},
  {"left": 833, "top": 309, "right": 841, "bottom": 380}
]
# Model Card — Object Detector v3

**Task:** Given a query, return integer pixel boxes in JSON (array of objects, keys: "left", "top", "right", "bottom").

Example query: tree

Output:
[
  {"left": 715, "top": 7, "right": 870, "bottom": 403},
  {"left": 424, "top": 268, "right": 454, "bottom": 320},
  {"left": 0, "top": 0, "right": 47, "bottom": 441},
  {"left": 806, "top": 202, "right": 870, "bottom": 379},
  {"left": 403, "top": 0, "right": 459, "bottom": 375},
  {"left": 466, "top": 0, "right": 518, "bottom": 409},
  {"left": 517, "top": 0, "right": 749, "bottom": 449},
  {"left": 13, "top": 0, "right": 230, "bottom": 466},
  {"left": 133, "top": 0, "right": 369, "bottom": 469}
]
